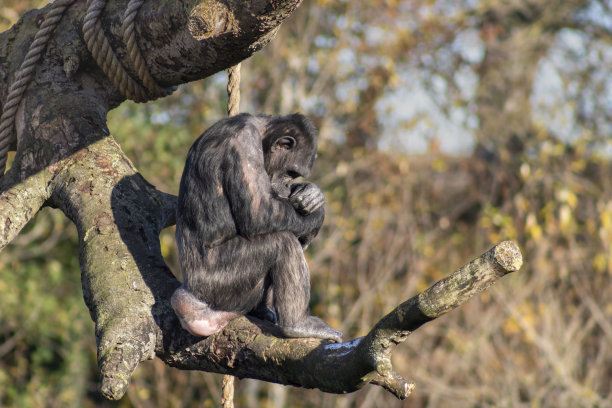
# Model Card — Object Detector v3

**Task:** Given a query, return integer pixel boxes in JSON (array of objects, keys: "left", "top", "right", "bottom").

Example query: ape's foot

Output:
[
  {"left": 248, "top": 304, "right": 278, "bottom": 324},
  {"left": 281, "top": 315, "right": 343, "bottom": 343}
]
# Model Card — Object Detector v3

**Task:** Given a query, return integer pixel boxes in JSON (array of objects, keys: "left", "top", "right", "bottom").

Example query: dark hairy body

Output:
[{"left": 171, "top": 113, "right": 342, "bottom": 342}]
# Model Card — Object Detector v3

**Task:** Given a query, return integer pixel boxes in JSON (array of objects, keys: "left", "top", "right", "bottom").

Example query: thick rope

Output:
[
  {"left": 122, "top": 0, "right": 173, "bottom": 98},
  {"left": 0, "top": 0, "right": 173, "bottom": 176},
  {"left": 83, "top": 0, "right": 149, "bottom": 102},
  {"left": 0, "top": 0, "right": 77, "bottom": 176},
  {"left": 221, "top": 62, "right": 241, "bottom": 408}
]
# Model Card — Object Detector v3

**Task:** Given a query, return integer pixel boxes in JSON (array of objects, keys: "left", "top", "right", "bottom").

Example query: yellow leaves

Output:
[
  {"left": 570, "top": 158, "right": 586, "bottom": 173},
  {"left": 525, "top": 213, "right": 542, "bottom": 241},
  {"left": 432, "top": 158, "right": 448, "bottom": 172},
  {"left": 593, "top": 253, "right": 607, "bottom": 274},
  {"left": 502, "top": 316, "right": 521, "bottom": 337},
  {"left": 480, "top": 205, "right": 517, "bottom": 242},
  {"left": 415, "top": 276, "right": 431, "bottom": 293},
  {"left": 343, "top": 229, "right": 357, "bottom": 242},
  {"left": 556, "top": 188, "right": 578, "bottom": 209},
  {"left": 596, "top": 206, "right": 612, "bottom": 276},
  {"left": 136, "top": 387, "right": 151, "bottom": 400},
  {"left": 502, "top": 302, "right": 546, "bottom": 344},
  {"left": 514, "top": 194, "right": 531, "bottom": 213},
  {"left": 559, "top": 205, "right": 572, "bottom": 233},
  {"left": 330, "top": 200, "right": 343, "bottom": 214},
  {"left": 520, "top": 162, "right": 530, "bottom": 179},
  {"left": 601, "top": 206, "right": 612, "bottom": 232},
  {"left": 362, "top": 191, "right": 378, "bottom": 206},
  {"left": 160, "top": 232, "right": 174, "bottom": 258},
  {"left": 388, "top": 70, "right": 401, "bottom": 88},
  {"left": 371, "top": 216, "right": 387, "bottom": 231}
]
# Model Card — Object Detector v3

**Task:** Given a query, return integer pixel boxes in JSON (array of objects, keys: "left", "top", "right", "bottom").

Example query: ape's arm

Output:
[{"left": 223, "top": 124, "right": 324, "bottom": 240}]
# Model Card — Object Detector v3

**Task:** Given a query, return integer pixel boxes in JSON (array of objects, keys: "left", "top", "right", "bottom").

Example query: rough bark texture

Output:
[{"left": 0, "top": 0, "right": 523, "bottom": 402}]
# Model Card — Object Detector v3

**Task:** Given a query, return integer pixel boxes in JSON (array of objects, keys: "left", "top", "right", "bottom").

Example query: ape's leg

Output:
[
  {"left": 271, "top": 232, "right": 343, "bottom": 342},
  {"left": 173, "top": 233, "right": 341, "bottom": 341},
  {"left": 173, "top": 236, "right": 271, "bottom": 336},
  {"left": 170, "top": 286, "right": 239, "bottom": 336}
]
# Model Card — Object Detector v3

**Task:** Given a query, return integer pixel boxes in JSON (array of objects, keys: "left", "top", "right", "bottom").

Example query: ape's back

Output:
[{"left": 176, "top": 116, "right": 255, "bottom": 261}]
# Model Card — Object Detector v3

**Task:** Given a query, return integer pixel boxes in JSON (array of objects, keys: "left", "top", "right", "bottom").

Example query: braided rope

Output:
[
  {"left": 122, "top": 0, "right": 173, "bottom": 98},
  {"left": 83, "top": 0, "right": 150, "bottom": 102},
  {"left": 0, "top": 0, "right": 174, "bottom": 176},
  {"left": 226, "top": 64, "right": 241, "bottom": 117},
  {"left": 221, "top": 374, "right": 235, "bottom": 408},
  {"left": 0, "top": 0, "right": 77, "bottom": 176},
  {"left": 221, "top": 62, "right": 241, "bottom": 408}
]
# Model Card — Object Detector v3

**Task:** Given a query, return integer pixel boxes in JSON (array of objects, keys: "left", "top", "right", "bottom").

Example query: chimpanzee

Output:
[{"left": 171, "top": 113, "right": 342, "bottom": 342}]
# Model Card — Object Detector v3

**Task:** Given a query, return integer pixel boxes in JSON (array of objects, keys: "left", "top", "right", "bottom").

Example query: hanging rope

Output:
[
  {"left": 221, "top": 372, "right": 235, "bottom": 408},
  {"left": 220, "top": 62, "right": 241, "bottom": 408},
  {"left": 0, "top": 0, "right": 77, "bottom": 176},
  {"left": 226, "top": 64, "right": 241, "bottom": 117}
]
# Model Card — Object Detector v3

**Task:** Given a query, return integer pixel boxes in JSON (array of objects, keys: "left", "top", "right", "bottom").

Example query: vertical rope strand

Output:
[
  {"left": 221, "top": 374, "right": 235, "bottom": 408},
  {"left": 227, "top": 63, "right": 241, "bottom": 117},
  {"left": 221, "top": 62, "right": 242, "bottom": 408}
]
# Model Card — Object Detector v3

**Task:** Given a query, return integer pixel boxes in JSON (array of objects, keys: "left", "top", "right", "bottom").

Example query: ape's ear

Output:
[{"left": 272, "top": 136, "right": 296, "bottom": 151}]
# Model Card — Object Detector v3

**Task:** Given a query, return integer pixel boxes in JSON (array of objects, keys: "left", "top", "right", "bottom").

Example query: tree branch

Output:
[
  {"left": 0, "top": 0, "right": 525, "bottom": 402},
  {"left": 44, "top": 130, "right": 522, "bottom": 400},
  {"left": 0, "top": 0, "right": 309, "bottom": 400},
  {"left": 0, "top": 166, "right": 51, "bottom": 251},
  {"left": 158, "top": 241, "right": 522, "bottom": 400}
]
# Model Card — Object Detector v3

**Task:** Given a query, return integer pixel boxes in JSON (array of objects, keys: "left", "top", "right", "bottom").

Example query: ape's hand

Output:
[{"left": 289, "top": 183, "right": 325, "bottom": 215}]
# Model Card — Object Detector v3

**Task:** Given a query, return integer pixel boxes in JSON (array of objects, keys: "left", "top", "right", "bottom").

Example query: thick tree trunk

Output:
[{"left": 0, "top": 0, "right": 523, "bottom": 401}]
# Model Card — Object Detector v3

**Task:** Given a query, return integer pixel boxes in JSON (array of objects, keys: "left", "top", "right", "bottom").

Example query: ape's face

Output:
[{"left": 263, "top": 116, "right": 317, "bottom": 198}]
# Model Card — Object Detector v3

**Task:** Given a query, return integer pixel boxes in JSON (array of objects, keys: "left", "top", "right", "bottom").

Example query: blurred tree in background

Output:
[{"left": 2, "top": 0, "right": 612, "bottom": 406}]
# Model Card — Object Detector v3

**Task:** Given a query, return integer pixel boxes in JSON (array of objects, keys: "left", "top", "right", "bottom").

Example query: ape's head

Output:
[{"left": 262, "top": 114, "right": 318, "bottom": 198}]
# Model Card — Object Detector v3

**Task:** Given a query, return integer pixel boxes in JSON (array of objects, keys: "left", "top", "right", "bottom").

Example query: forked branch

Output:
[
  {"left": 3, "top": 131, "right": 523, "bottom": 400},
  {"left": 0, "top": 0, "right": 523, "bottom": 401}
]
